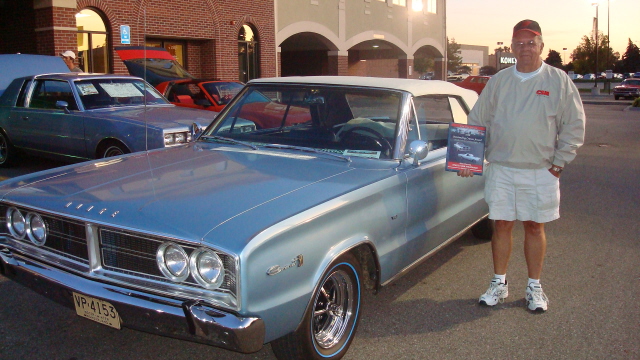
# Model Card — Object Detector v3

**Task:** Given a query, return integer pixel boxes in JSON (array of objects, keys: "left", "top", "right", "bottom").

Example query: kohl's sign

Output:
[{"left": 500, "top": 57, "right": 516, "bottom": 64}]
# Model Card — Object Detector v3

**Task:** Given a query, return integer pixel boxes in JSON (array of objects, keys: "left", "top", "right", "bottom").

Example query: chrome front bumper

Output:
[{"left": 0, "top": 248, "right": 265, "bottom": 354}]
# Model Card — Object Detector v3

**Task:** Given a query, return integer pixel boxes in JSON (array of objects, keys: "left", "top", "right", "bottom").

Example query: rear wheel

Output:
[
  {"left": 0, "top": 131, "right": 17, "bottom": 167},
  {"left": 471, "top": 217, "right": 494, "bottom": 241},
  {"left": 271, "top": 253, "right": 362, "bottom": 360}
]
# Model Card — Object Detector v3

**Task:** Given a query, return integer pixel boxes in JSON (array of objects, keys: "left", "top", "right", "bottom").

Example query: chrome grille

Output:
[
  {"left": 1, "top": 205, "right": 88, "bottom": 263},
  {"left": 99, "top": 228, "right": 237, "bottom": 296}
]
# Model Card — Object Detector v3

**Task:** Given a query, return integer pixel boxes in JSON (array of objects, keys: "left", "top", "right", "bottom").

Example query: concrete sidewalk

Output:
[{"left": 580, "top": 93, "right": 633, "bottom": 105}]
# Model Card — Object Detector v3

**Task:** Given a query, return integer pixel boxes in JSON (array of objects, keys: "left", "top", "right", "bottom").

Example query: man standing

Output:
[
  {"left": 60, "top": 50, "right": 82, "bottom": 72},
  {"left": 458, "top": 20, "right": 585, "bottom": 312}
]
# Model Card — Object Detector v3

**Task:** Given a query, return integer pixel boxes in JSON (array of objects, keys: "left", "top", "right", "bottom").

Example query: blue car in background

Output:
[
  {"left": 0, "top": 55, "right": 216, "bottom": 166},
  {"left": 0, "top": 76, "right": 492, "bottom": 359}
]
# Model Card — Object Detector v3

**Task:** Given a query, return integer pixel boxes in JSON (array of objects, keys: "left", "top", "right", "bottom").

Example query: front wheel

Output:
[
  {"left": 271, "top": 253, "right": 362, "bottom": 360},
  {"left": 99, "top": 142, "right": 129, "bottom": 158},
  {"left": 614, "top": 95, "right": 619, "bottom": 100}
]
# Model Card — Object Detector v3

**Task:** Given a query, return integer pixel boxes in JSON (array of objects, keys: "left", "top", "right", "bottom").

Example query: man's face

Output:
[
  {"left": 512, "top": 31, "right": 544, "bottom": 68},
  {"left": 62, "top": 56, "right": 74, "bottom": 68}
]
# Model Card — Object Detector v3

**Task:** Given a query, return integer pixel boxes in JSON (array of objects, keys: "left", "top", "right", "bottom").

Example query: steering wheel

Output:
[{"left": 339, "top": 126, "right": 393, "bottom": 156}]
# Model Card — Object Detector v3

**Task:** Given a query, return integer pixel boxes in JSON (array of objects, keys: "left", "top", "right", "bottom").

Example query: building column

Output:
[
  {"left": 433, "top": 57, "right": 446, "bottom": 80},
  {"left": 34, "top": 0, "right": 77, "bottom": 56},
  {"left": 328, "top": 50, "right": 348, "bottom": 76},
  {"left": 398, "top": 56, "right": 415, "bottom": 79}
]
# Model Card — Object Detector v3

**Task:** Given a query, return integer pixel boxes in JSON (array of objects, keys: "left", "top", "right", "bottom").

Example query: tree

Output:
[
  {"left": 570, "top": 32, "right": 618, "bottom": 74},
  {"left": 480, "top": 65, "right": 497, "bottom": 76},
  {"left": 545, "top": 50, "right": 563, "bottom": 69},
  {"left": 494, "top": 46, "right": 511, "bottom": 54},
  {"left": 447, "top": 37, "right": 462, "bottom": 73},
  {"left": 413, "top": 56, "right": 434, "bottom": 74},
  {"left": 458, "top": 65, "right": 472, "bottom": 74},
  {"left": 620, "top": 38, "right": 640, "bottom": 73}
]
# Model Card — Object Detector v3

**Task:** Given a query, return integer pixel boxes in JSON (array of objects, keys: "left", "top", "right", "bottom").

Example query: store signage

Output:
[
  {"left": 500, "top": 57, "right": 516, "bottom": 64},
  {"left": 120, "top": 25, "right": 131, "bottom": 44}
]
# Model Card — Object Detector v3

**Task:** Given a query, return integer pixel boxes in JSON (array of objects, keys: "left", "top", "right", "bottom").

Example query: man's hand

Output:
[{"left": 457, "top": 169, "right": 474, "bottom": 178}]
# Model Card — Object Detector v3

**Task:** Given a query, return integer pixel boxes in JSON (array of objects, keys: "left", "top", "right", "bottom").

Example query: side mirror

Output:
[
  {"left": 55, "top": 100, "right": 71, "bottom": 114},
  {"left": 190, "top": 122, "right": 204, "bottom": 141},
  {"left": 408, "top": 140, "right": 429, "bottom": 166}
]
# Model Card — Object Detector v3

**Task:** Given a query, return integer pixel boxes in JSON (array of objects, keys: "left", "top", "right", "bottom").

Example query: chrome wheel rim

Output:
[
  {"left": 313, "top": 268, "right": 354, "bottom": 349},
  {"left": 0, "top": 134, "right": 7, "bottom": 163},
  {"left": 103, "top": 146, "right": 124, "bottom": 158}
]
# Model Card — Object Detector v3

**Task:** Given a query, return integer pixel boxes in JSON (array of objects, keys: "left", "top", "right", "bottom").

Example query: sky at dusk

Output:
[{"left": 446, "top": 0, "right": 639, "bottom": 62}]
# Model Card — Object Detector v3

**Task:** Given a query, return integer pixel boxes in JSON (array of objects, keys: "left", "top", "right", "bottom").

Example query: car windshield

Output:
[
  {"left": 203, "top": 84, "right": 403, "bottom": 159},
  {"left": 201, "top": 82, "right": 244, "bottom": 105},
  {"left": 75, "top": 78, "right": 169, "bottom": 110},
  {"left": 622, "top": 80, "right": 640, "bottom": 86}
]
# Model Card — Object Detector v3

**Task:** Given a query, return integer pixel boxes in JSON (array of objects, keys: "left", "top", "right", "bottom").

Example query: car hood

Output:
[
  {"left": 0, "top": 144, "right": 391, "bottom": 253},
  {"left": 87, "top": 105, "right": 217, "bottom": 128}
]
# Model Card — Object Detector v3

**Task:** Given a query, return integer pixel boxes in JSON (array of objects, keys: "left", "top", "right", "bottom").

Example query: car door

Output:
[
  {"left": 10, "top": 79, "right": 88, "bottom": 159},
  {"left": 400, "top": 95, "right": 486, "bottom": 267}
]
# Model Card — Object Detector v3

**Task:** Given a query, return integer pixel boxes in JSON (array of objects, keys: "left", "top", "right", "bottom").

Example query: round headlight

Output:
[
  {"left": 156, "top": 242, "right": 189, "bottom": 282},
  {"left": 7, "top": 207, "right": 26, "bottom": 239},
  {"left": 189, "top": 248, "right": 224, "bottom": 289},
  {"left": 164, "top": 134, "right": 175, "bottom": 146},
  {"left": 26, "top": 213, "right": 47, "bottom": 246}
]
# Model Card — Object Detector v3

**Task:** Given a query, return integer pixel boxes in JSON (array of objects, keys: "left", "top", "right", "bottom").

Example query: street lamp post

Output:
[
  {"left": 496, "top": 42, "right": 503, "bottom": 70},
  {"left": 563, "top": 48, "right": 567, "bottom": 65},
  {"left": 592, "top": 1, "right": 599, "bottom": 94}
]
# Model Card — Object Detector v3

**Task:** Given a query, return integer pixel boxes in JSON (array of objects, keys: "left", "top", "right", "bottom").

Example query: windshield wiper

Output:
[
  {"left": 200, "top": 135, "right": 258, "bottom": 150},
  {"left": 262, "top": 144, "right": 351, "bottom": 163}
]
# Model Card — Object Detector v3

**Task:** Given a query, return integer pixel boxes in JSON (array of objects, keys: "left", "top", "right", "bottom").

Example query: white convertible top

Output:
[{"left": 249, "top": 76, "right": 478, "bottom": 108}]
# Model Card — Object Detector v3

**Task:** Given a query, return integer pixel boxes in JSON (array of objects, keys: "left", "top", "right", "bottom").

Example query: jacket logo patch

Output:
[{"left": 536, "top": 90, "right": 550, "bottom": 96}]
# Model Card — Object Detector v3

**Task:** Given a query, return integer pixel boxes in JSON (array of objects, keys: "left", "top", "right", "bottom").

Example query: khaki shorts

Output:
[{"left": 484, "top": 163, "right": 560, "bottom": 223}]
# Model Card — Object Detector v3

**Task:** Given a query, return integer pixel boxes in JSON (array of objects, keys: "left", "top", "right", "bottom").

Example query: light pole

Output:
[
  {"left": 592, "top": 1, "right": 599, "bottom": 93},
  {"left": 496, "top": 42, "right": 503, "bottom": 70},
  {"left": 563, "top": 48, "right": 567, "bottom": 65}
]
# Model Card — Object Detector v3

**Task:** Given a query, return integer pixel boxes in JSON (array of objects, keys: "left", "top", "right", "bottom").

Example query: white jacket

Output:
[{"left": 468, "top": 62, "right": 585, "bottom": 169}]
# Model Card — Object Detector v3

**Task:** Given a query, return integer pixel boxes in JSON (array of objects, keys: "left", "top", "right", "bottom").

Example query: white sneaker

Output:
[
  {"left": 479, "top": 278, "right": 508, "bottom": 306},
  {"left": 525, "top": 283, "right": 549, "bottom": 312}
]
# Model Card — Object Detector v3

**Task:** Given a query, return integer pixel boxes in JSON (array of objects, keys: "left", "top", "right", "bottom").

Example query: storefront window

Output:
[
  {"left": 238, "top": 24, "right": 259, "bottom": 83},
  {"left": 75, "top": 9, "right": 110, "bottom": 73},
  {"left": 146, "top": 40, "right": 186, "bottom": 66}
]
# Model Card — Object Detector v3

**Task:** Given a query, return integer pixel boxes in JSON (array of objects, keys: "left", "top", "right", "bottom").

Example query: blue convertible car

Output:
[
  {"left": 0, "top": 76, "right": 491, "bottom": 359},
  {"left": 0, "top": 63, "right": 216, "bottom": 166}
]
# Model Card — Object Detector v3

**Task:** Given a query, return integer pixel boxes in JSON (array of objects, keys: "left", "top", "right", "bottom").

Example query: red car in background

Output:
[
  {"left": 156, "top": 79, "right": 244, "bottom": 112},
  {"left": 453, "top": 75, "right": 490, "bottom": 95},
  {"left": 115, "top": 46, "right": 242, "bottom": 112}
]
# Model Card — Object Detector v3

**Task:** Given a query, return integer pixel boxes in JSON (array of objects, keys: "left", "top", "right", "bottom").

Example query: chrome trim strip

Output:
[{"left": 381, "top": 214, "right": 489, "bottom": 287}]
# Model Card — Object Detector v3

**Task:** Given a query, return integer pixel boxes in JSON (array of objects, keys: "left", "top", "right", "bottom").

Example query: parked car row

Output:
[{"left": 0, "top": 74, "right": 493, "bottom": 360}]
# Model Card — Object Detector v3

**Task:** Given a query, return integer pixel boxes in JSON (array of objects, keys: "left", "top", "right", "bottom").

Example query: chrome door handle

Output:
[{"left": 21, "top": 116, "right": 29, "bottom": 120}]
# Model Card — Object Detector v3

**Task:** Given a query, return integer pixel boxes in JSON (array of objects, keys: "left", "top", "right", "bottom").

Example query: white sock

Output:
[
  {"left": 528, "top": 278, "right": 540, "bottom": 286},
  {"left": 494, "top": 274, "right": 506, "bottom": 284}
]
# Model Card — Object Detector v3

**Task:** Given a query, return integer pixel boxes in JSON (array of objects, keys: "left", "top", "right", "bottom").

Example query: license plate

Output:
[{"left": 72, "top": 292, "right": 121, "bottom": 329}]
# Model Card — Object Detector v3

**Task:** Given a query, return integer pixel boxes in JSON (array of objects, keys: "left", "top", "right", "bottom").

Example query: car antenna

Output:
[{"left": 144, "top": 8, "right": 148, "bottom": 152}]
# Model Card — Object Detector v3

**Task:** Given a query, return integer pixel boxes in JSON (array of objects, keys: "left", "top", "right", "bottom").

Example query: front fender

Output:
[{"left": 225, "top": 173, "right": 407, "bottom": 342}]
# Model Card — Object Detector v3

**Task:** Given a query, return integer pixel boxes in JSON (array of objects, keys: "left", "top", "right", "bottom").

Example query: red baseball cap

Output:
[{"left": 513, "top": 20, "right": 542, "bottom": 37}]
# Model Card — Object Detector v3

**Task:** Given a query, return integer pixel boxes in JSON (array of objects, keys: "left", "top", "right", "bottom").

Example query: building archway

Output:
[
  {"left": 279, "top": 32, "right": 338, "bottom": 76},
  {"left": 413, "top": 45, "right": 444, "bottom": 79},
  {"left": 76, "top": 8, "right": 110, "bottom": 73},
  {"left": 348, "top": 40, "right": 406, "bottom": 78}
]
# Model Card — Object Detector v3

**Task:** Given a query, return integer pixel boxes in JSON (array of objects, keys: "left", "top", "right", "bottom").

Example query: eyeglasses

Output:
[{"left": 512, "top": 40, "right": 540, "bottom": 50}]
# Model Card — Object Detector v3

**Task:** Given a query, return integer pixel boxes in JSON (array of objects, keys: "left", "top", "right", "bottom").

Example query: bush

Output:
[{"left": 633, "top": 97, "right": 640, "bottom": 107}]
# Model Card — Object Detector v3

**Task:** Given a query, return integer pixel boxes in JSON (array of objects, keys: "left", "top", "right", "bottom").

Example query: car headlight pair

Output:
[
  {"left": 156, "top": 242, "right": 224, "bottom": 289},
  {"left": 164, "top": 132, "right": 191, "bottom": 146},
  {"left": 6, "top": 207, "right": 47, "bottom": 246}
]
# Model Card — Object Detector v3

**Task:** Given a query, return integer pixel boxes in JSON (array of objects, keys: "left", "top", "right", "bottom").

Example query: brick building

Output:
[{"left": 0, "top": 0, "right": 448, "bottom": 81}]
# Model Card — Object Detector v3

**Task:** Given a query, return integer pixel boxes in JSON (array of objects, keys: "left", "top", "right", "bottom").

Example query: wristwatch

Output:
[{"left": 551, "top": 165, "right": 563, "bottom": 173}]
